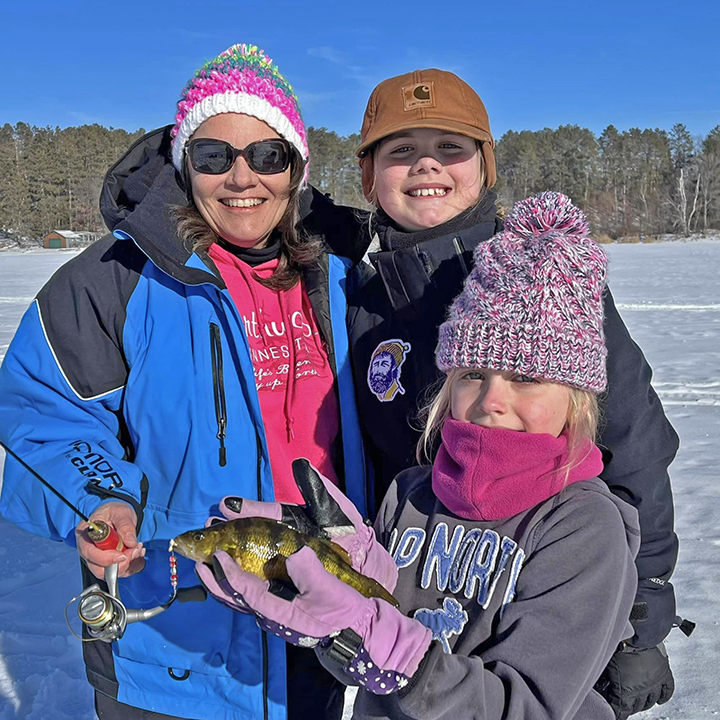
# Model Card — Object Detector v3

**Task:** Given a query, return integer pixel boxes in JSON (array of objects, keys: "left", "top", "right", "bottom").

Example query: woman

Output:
[
  {"left": 345, "top": 69, "right": 680, "bottom": 718},
  {"left": 0, "top": 44, "right": 365, "bottom": 720}
]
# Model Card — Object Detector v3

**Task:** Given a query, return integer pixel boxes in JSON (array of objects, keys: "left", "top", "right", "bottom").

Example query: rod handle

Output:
[{"left": 88, "top": 520, "right": 124, "bottom": 552}]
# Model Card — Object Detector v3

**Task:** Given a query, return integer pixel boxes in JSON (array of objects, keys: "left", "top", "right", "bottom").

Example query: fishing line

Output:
[
  {"left": 0, "top": 438, "right": 89, "bottom": 521},
  {"left": 0, "top": 436, "right": 205, "bottom": 642}
]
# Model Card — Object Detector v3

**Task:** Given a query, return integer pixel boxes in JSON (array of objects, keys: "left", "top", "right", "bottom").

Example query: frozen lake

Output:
[{"left": 0, "top": 241, "right": 719, "bottom": 719}]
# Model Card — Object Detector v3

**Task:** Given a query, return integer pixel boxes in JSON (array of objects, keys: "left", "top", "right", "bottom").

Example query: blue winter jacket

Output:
[{"left": 0, "top": 127, "right": 367, "bottom": 720}]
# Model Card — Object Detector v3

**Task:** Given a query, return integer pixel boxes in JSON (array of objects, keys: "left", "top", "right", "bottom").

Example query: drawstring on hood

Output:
[{"left": 278, "top": 289, "right": 295, "bottom": 441}]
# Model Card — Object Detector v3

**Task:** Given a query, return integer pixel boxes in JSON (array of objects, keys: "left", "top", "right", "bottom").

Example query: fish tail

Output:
[
  {"left": 365, "top": 578, "right": 399, "bottom": 608},
  {"left": 336, "top": 564, "right": 399, "bottom": 608},
  {"left": 300, "top": 535, "right": 399, "bottom": 607}
]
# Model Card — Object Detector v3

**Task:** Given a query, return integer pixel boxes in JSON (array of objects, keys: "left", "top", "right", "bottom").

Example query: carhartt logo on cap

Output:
[{"left": 402, "top": 82, "right": 434, "bottom": 111}]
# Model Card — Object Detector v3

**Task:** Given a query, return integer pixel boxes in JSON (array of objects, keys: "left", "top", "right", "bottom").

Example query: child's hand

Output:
[
  {"left": 198, "top": 547, "right": 431, "bottom": 695},
  {"left": 220, "top": 459, "right": 398, "bottom": 592}
]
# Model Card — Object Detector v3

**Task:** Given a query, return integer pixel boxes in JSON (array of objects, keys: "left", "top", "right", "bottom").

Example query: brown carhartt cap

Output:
[{"left": 356, "top": 68, "right": 496, "bottom": 190}]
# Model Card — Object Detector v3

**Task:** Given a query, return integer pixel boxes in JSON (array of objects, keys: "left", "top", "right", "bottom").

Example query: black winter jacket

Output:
[{"left": 346, "top": 193, "right": 679, "bottom": 649}]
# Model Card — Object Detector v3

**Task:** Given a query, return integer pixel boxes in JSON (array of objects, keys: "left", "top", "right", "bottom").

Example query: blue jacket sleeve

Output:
[
  {"left": 0, "top": 241, "right": 148, "bottom": 543},
  {"left": 600, "top": 289, "right": 679, "bottom": 647}
]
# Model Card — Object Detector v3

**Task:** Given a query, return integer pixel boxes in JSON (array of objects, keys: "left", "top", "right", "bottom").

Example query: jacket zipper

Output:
[
  {"left": 215, "top": 293, "right": 269, "bottom": 718},
  {"left": 116, "top": 235, "right": 267, "bottom": 713},
  {"left": 452, "top": 236, "right": 470, "bottom": 277},
  {"left": 255, "top": 428, "right": 269, "bottom": 720},
  {"left": 209, "top": 322, "right": 228, "bottom": 467}
]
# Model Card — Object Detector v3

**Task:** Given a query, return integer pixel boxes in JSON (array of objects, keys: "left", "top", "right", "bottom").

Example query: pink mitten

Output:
[{"left": 202, "top": 547, "right": 430, "bottom": 694}]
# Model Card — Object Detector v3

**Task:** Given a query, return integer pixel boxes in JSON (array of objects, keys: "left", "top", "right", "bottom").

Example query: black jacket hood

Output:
[
  {"left": 98, "top": 125, "right": 220, "bottom": 287},
  {"left": 100, "top": 125, "right": 180, "bottom": 231}
]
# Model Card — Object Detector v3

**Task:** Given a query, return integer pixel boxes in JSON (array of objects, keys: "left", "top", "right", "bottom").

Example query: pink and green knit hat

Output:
[
  {"left": 436, "top": 192, "right": 608, "bottom": 393},
  {"left": 171, "top": 43, "right": 308, "bottom": 174}
]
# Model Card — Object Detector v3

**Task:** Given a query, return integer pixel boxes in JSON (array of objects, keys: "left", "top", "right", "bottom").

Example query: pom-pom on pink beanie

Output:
[
  {"left": 171, "top": 43, "right": 308, "bottom": 176},
  {"left": 436, "top": 192, "right": 608, "bottom": 393}
]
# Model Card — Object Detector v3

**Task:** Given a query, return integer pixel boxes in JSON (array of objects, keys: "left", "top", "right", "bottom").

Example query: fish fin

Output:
[
  {"left": 263, "top": 554, "right": 289, "bottom": 581},
  {"left": 358, "top": 575, "right": 399, "bottom": 608},
  {"left": 315, "top": 537, "right": 353, "bottom": 566},
  {"left": 323, "top": 524, "right": 356, "bottom": 539},
  {"left": 279, "top": 505, "right": 323, "bottom": 537},
  {"left": 375, "top": 583, "right": 400, "bottom": 608},
  {"left": 277, "top": 514, "right": 321, "bottom": 538}
]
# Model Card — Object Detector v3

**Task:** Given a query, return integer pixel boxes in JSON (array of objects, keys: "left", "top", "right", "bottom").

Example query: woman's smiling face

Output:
[
  {"left": 373, "top": 128, "right": 483, "bottom": 231},
  {"left": 188, "top": 113, "right": 292, "bottom": 248}
]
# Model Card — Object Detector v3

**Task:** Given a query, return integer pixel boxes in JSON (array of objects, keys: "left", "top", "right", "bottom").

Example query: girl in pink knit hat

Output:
[{"left": 197, "top": 192, "right": 642, "bottom": 720}]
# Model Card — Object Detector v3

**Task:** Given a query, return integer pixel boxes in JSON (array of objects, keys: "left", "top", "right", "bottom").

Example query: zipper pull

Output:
[{"left": 217, "top": 417, "right": 227, "bottom": 467}]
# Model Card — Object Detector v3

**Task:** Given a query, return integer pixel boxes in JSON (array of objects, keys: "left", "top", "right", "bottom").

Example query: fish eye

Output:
[{"left": 193, "top": 532, "right": 205, "bottom": 542}]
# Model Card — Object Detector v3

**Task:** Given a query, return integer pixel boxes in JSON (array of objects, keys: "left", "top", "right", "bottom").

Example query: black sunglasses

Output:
[{"left": 187, "top": 138, "right": 292, "bottom": 175}]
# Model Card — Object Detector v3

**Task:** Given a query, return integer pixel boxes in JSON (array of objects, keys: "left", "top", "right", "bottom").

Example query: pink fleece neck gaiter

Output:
[{"left": 432, "top": 418, "right": 604, "bottom": 521}]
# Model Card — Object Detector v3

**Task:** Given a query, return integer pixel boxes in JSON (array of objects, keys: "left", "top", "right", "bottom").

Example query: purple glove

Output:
[
  {"left": 206, "top": 546, "right": 431, "bottom": 695},
  {"left": 220, "top": 459, "right": 398, "bottom": 592},
  {"left": 195, "top": 555, "right": 254, "bottom": 614}
]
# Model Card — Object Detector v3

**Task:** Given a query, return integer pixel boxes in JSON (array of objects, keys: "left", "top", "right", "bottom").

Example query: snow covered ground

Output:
[{"left": 0, "top": 241, "right": 719, "bottom": 719}]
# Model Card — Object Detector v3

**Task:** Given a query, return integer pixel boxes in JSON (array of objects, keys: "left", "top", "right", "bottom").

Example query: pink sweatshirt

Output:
[{"left": 209, "top": 244, "right": 339, "bottom": 503}]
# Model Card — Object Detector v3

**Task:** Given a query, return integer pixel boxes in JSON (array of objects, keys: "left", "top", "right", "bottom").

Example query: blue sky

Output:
[{"left": 3, "top": 0, "right": 718, "bottom": 141}]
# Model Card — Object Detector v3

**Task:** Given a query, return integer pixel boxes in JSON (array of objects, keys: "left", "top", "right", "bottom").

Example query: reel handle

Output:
[{"left": 104, "top": 561, "right": 119, "bottom": 599}]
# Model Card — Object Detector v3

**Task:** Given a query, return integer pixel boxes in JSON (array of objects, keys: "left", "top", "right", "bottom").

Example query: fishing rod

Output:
[
  {"left": 1, "top": 438, "right": 89, "bottom": 520},
  {"left": 0, "top": 438, "right": 125, "bottom": 550},
  {"left": 0, "top": 438, "right": 205, "bottom": 642}
]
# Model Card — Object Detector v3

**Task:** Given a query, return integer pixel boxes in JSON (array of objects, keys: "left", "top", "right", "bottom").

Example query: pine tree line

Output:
[
  {"left": 496, "top": 123, "right": 720, "bottom": 239},
  {"left": 0, "top": 123, "right": 147, "bottom": 240},
  {"left": 1, "top": 122, "right": 718, "bottom": 242}
]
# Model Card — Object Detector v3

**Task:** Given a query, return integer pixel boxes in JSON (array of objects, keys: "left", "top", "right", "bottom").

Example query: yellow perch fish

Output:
[{"left": 170, "top": 517, "right": 399, "bottom": 607}]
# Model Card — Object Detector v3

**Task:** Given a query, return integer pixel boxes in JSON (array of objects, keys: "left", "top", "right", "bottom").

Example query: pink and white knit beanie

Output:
[
  {"left": 436, "top": 192, "right": 608, "bottom": 393},
  {"left": 171, "top": 44, "right": 308, "bottom": 176}
]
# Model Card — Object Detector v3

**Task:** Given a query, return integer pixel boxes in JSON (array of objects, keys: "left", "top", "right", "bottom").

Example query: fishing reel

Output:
[
  {"left": 66, "top": 527, "right": 206, "bottom": 643},
  {"left": 0, "top": 442, "right": 207, "bottom": 644},
  {"left": 66, "top": 562, "right": 176, "bottom": 643}
]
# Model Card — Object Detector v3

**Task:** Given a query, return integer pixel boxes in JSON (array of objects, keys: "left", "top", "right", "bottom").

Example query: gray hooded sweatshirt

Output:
[{"left": 349, "top": 467, "right": 640, "bottom": 720}]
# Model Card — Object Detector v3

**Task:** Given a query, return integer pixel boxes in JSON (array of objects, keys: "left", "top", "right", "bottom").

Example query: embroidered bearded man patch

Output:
[{"left": 367, "top": 339, "right": 411, "bottom": 402}]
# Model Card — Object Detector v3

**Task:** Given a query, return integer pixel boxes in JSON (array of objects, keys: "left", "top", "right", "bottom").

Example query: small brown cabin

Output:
[{"left": 43, "top": 230, "right": 99, "bottom": 249}]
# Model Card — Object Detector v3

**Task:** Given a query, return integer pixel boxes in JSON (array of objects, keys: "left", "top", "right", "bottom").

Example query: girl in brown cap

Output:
[{"left": 347, "top": 67, "right": 681, "bottom": 720}]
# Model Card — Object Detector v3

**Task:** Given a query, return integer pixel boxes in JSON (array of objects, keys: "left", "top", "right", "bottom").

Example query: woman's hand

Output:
[{"left": 75, "top": 502, "right": 146, "bottom": 579}]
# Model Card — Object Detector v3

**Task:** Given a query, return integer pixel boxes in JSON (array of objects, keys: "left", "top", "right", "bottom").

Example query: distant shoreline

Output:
[
  {"left": 0, "top": 248, "right": 84, "bottom": 255},
  {"left": 1, "top": 233, "right": 720, "bottom": 256},
  {"left": 2, "top": 235, "right": 720, "bottom": 253}
]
